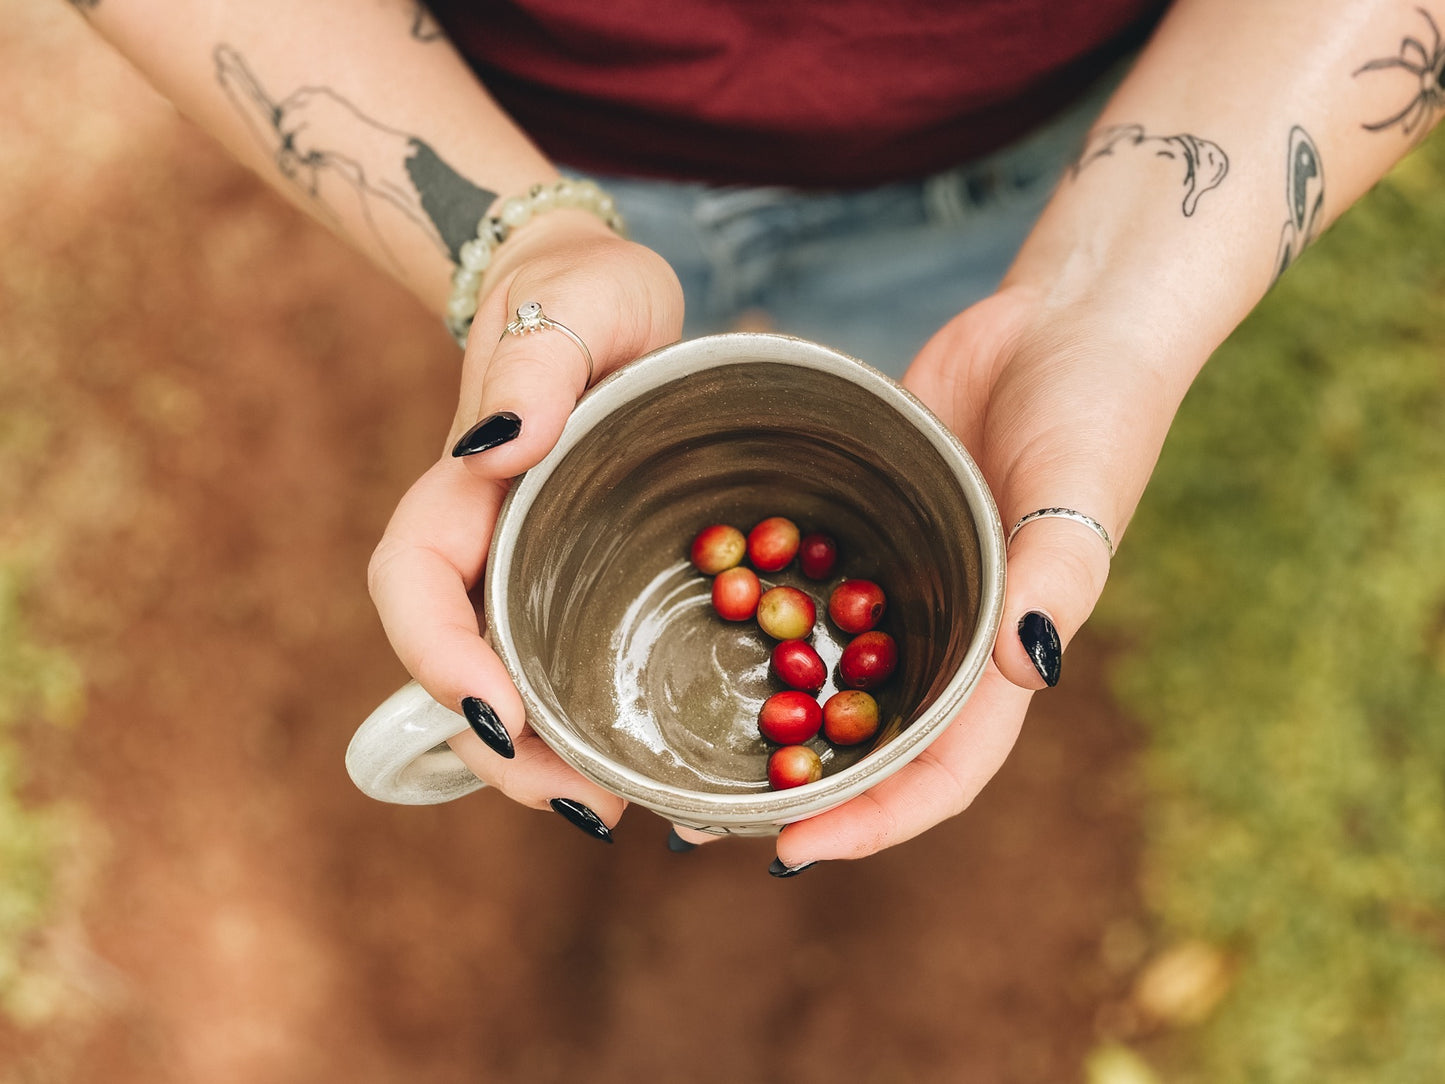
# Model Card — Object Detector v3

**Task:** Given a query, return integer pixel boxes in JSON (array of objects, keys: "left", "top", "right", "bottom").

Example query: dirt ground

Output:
[{"left": 1, "top": 8, "right": 1145, "bottom": 1082}]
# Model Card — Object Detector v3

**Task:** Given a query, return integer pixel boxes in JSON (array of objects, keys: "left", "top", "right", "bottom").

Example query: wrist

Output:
[
  {"left": 444, "top": 179, "right": 627, "bottom": 346},
  {"left": 999, "top": 238, "right": 1231, "bottom": 400}
]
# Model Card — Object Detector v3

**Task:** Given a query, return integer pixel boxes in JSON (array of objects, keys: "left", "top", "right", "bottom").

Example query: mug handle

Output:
[{"left": 346, "top": 681, "right": 486, "bottom": 804}]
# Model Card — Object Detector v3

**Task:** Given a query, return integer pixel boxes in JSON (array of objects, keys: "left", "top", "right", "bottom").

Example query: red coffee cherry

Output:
[
  {"left": 767, "top": 745, "right": 823, "bottom": 790},
  {"left": 747, "top": 516, "right": 801, "bottom": 572},
  {"left": 828, "top": 579, "right": 887, "bottom": 634},
  {"left": 711, "top": 566, "right": 761, "bottom": 621},
  {"left": 690, "top": 524, "right": 746, "bottom": 575},
  {"left": 771, "top": 640, "right": 827, "bottom": 694},
  {"left": 822, "top": 690, "right": 881, "bottom": 746},
  {"left": 756, "top": 586, "right": 816, "bottom": 641},
  {"left": 838, "top": 631, "right": 897, "bottom": 689},
  {"left": 798, "top": 533, "right": 838, "bottom": 580},
  {"left": 758, "top": 690, "right": 823, "bottom": 744}
]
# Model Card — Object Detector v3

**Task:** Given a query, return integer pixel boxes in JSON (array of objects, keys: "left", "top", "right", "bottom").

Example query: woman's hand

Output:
[
  {"left": 368, "top": 213, "right": 684, "bottom": 837},
  {"left": 768, "top": 284, "right": 1184, "bottom": 869}
]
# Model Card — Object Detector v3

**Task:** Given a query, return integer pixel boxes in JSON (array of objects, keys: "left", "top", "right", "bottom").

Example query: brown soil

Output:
[{"left": 1, "top": 8, "right": 1144, "bottom": 1082}]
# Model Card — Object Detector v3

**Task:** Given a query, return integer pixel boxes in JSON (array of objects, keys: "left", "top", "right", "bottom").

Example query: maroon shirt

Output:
[{"left": 432, "top": 0, "right": 1168, "bottom": 188}]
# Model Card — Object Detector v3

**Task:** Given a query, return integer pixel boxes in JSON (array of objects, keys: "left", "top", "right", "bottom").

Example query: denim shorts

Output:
[{"left": 575, "top": 69, "right": 1120, "bottom": 377}]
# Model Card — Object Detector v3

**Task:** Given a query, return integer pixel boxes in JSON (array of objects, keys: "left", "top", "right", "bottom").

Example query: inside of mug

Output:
[{"left": 499, "top": 359, "right": 984, "bottom": 796}]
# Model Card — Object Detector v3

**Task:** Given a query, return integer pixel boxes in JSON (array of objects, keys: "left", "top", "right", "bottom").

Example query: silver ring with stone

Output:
[
  {"left": 1007, "top": 507, "right": 1115, "bottom": 559},
  {"left": 502, "top": 301, "right": 595, "bottom": 387}
]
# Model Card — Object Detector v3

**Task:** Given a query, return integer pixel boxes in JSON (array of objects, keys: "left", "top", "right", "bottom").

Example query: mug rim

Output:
[{"left": 484, "top": 332, "right": 1005, "bottom": 827}]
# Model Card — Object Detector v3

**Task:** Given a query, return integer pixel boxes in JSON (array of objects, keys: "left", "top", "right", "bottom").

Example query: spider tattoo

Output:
[{"left": 1355, "top": 7, "right": 1445, "bottom": 137}]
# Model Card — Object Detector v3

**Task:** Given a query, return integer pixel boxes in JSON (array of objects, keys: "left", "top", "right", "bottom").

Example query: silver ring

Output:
[
  {"left": 501, "top": 301, "right": 595, "bottom": 387},
  {"left": 1008, "top": 507, "right": 1115, "bottom": 559}
]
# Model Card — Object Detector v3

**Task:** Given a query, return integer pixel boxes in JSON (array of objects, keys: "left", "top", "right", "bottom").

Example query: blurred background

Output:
[{"left": 2, "top": 4, "right": 1442, "bottom": 1082}]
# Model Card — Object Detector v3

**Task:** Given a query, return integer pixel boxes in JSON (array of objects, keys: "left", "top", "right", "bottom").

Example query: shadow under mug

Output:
[{"left": 347, "top": 333, "right": 1005, "bottom": 836}]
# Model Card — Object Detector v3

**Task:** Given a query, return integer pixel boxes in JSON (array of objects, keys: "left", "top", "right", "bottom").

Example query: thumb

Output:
[
  {"left": 993, "top": 505, "right": 1116, "bottom": 690},
  {"left": 448, "top": 253, "right": 681, "bottom": 479}
]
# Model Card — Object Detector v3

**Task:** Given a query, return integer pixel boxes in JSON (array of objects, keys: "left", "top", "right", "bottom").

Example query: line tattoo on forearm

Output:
[
  {"left": 212, "top": 43, "right": 495, "bottom": 274},
  {"left": 1070, "top": 124, "right": 1230, "bottom": 216},
  {"left": 1273, "top": 126, "right": 1325, "bottom": 285},
  {"left": 1354, "top": 7, "right": 1445, "bottom": 137}
]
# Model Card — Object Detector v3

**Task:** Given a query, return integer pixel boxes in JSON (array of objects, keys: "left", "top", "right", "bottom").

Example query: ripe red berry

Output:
[
  {"left": 798, "top": 533, "right": 838, "bottom": 580},
  {"left": 771, "top": 640, "right": 827, "bottom": 694},
  {"left": 756, "top": 586, "right": 816, "bottom": 640},
  {"left": 711, "top": 566, "right": 761, "bottom": 621},
  {"left": 828, "top": 579, "right": 887, "bottom": 634},
  {"left": 838, "top": 631, "right": 898, "bottom": 689},
  {"left": 747, "top": 516, "right": 801, "bottom": 572},
  {"left": 822, "top": 690, "right": 881, "bottom": 746},
  {"left": 758, "top": 690, "right": 823, "bottom": 744},
  {"left": 767, "top": 745, "right": 823, "bottom": 790},
  {"left": 690, "top": 524, "right": 746, "bottom": 575}
]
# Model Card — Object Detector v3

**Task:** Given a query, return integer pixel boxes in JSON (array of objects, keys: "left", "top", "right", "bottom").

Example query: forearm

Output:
[
  {"left": 1005, "top": 0, "right": 1440, "bottom": 392},
  {"left": 77, "top": 0, "right": 561, "bottom": 314}
]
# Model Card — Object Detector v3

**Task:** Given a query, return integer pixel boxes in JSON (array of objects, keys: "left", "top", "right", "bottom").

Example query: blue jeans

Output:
[{"left": 577, "top": 71, "right": 1117, "bottom": 378}]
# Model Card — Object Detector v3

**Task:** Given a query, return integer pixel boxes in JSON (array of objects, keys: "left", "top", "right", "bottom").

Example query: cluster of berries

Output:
[{"left": 689, "top": 517, "right": 898, "bottom": 790}]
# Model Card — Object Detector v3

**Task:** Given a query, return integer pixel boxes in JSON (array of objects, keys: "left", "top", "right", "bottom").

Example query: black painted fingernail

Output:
[
  {"left": 451, "top": 411, "right": 521, "bottom": 457},
  {"left": 667, "top": 828, "right": 697, "bottom": 853},
  {"left": 1018, "top": 610, "right": 1062, "bottom": 687},
  {"left": 768, "top": 858, "right": 817, "bottom": 878},
  {"left": 549, "top": 798, "right": 614, "bottom": 843},
  {"left": 461, "top": 696, "right": 514, "bottom": 759}
]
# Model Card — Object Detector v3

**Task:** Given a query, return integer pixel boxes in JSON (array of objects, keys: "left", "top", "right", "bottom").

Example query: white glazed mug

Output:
[{"left": 346, "top": 333, "right": 1005, "bottom": 836}]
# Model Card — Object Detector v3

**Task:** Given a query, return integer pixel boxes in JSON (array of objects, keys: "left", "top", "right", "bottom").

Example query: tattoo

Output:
[
  {"left": 403, "top": 141, "right": 490, "bottom": 260},
  {"left": 1273, "top": 126, "right": 1326, "bottom": 284},
  {"left": 69, "top": 0, "right": 99, "bottom": 8},
  {"left": 1071, "top": 124, "right": 1230, "bottom": 216},
  {"left": 212, "top": 44, "right": 494, "bottom": 271},
  {"left": 1354, "top": 7, "right": 1445, "bottom": 137},
  {"left": 410, "top": 4, "right": 443, "bottom": 42}
]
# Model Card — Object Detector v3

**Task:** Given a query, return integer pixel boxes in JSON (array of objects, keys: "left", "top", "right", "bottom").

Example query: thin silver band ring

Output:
[
  {"left": 502, "top": 301, "right": 595, "bottom": 387},
  {"left": 1008, "top": 507, "right": 1116, "bottom": 559}
]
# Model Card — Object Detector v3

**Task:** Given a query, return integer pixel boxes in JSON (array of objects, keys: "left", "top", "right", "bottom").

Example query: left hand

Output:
[
  {"left": 369, "top": 214, "right": 684, "bottom": 834},
  {"left": 768, "top": 283, "right": 1182, "bottom": 867}
]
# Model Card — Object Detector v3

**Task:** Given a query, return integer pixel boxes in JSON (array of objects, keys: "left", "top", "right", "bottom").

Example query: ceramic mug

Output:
[{"left": 346, "top": 332, "right": 1005, "bottom": 836}]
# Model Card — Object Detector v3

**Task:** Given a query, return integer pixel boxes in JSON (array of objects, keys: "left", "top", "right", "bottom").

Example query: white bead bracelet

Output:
[{"left": 443, "top": 178, "right": 627, "bottom": 348}]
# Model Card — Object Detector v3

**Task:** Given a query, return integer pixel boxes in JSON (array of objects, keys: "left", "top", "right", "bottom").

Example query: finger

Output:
[
  {"left": 774, "top": 666, "right": 1032, "bottom": 864},
  {"left": 448, "top": 298, "right": 596, "bottom": 476},
  {"left": 450, "top": 251, "right": 681, "bottom": 479},
  {"left": 667, "top": 824, "right": 723, "bottom": 852},
  {"left": 368, "top": 458, "right": 625, "bottom": 825},
  {"left": 976, "top": 338, "right": 1170, "bottom": 692},
  {"left": 368, "top": 457, "right": 505, "bottom": 706},
  {"left": 994, "top": 507, "right": 1114, "bottom": 691},
  {"left": 446, "top": 727, "right": 628, "bottom": 835}
]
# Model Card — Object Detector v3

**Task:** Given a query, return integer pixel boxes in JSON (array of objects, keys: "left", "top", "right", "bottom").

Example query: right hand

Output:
[{"left": 368, "top": 211, "right": 684, "bottom": 835}]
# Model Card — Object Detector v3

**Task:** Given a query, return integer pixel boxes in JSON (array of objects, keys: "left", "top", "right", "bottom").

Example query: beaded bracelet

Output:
[{"left": 443, "top": 178, "right": 627, "bottom": 347}]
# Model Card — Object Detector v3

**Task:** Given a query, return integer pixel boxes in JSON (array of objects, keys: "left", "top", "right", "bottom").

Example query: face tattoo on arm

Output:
[
  {"left": 212, "top": 43, "right": 496, "bottom": 275},
  {"left": 1273, "top": 125, "right": 1326, "bottom": 285},
  {"left": 1071, "top": 123, "right": 1231, "bottom": 216}
]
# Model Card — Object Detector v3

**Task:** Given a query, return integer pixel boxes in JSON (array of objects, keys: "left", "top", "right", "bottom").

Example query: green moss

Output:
[{"left": 1098, "top": 128, "right": 1445, "bottom": 1081}]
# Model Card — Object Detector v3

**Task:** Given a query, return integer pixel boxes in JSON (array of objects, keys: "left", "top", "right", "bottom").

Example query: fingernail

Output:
[
  {"left": 667, "top": 828, "right": 697, "bottom": 853},
  {"left": 451, "top": 411, "right": 521, "bottom": 457},
  {"left": 461, "top": 696, "right": 514, "bottom": 759},
  {"left": 1018, "top": 610, "right": 1062, "bottom": 687},
  {"left": 549, "top": 798, "right": 614, "bottom": 843},
  {"left": 768, "top": 858, "right": 817, "bottom": 878}
]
